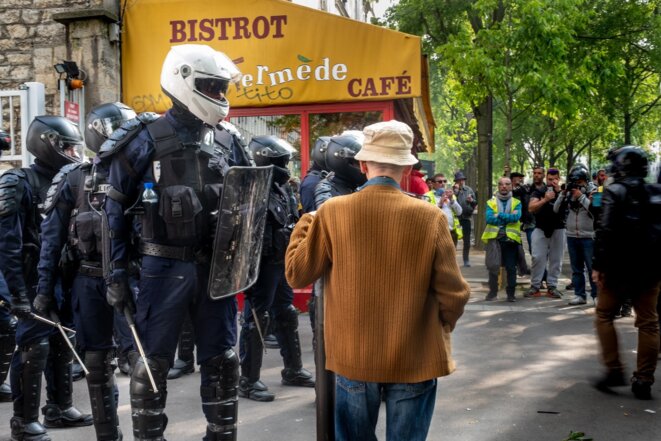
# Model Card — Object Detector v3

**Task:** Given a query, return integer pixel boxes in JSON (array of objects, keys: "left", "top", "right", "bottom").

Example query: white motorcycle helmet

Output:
[{"left": 161, "top": 44, "right": 241, "bottom": 126}]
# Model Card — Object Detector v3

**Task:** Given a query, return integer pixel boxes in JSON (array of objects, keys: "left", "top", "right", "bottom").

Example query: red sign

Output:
[{"left": 65, "top": 100, "right": 80, "bottom": 122}]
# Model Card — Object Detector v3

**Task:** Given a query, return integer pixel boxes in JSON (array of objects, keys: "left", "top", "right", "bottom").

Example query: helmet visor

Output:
[
  {"left": 195, "top": 77, "right": 230, "bottom": 100},
  {"left": 91, "top": 116, "right": 126, "bottom": 139}
]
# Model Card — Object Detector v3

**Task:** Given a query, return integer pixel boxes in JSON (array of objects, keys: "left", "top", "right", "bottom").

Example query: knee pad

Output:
[
  {"left": 85, "top": 351, "right": 113, "bottom": 385},
  {"left": 0, "top": 318, "right": 17, "bottom": 381},
  {"left": 85, "top": 351, "right": 119, "bottom": 440},
  {"left": 20, "top": 338, "right": 49, "bottom": 376}
]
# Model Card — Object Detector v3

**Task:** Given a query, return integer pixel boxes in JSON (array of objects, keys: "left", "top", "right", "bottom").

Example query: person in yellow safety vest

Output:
[
  {"left": 481, "top": 177, "right": 522, "bottom": 302},
  {"left": 425, "top": 174, "right": 463, "bottom": 247}
]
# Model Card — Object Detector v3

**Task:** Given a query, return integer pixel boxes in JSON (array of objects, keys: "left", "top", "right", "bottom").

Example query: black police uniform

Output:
[
  {"left": 103, "top": 109, "right": 250, "bottom": 441},
  {"left": 36, "top": 158, "right": 132, "bottom": 440},
  {"left": 0, "top": 158, "right": 92, "bottom": 439}
]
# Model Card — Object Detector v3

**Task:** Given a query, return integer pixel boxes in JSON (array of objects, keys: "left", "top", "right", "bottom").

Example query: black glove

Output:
[
  {"left": 106, "top": 270, "right": 135, "bottom": 315},
  {"left": 10, "top": 290, "right": 32, "bottom": 320},
  {"left": 33, "top": 292, "right": 55, "bottom": 316}
]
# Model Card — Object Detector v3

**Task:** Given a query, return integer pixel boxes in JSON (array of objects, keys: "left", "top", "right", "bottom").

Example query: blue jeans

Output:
[
  {"left": 566, "top": 236, "right": 597, "bottom": 299},
  {"left": 335, "top": 374, "right": 437, "bottom": 441}
]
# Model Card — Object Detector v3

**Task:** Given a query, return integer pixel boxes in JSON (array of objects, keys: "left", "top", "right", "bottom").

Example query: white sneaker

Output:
[{"left": 568, "top": 295, "right": 587, "bottom": 305}]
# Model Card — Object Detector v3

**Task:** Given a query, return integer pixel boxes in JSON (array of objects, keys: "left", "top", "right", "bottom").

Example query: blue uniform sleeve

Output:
[
  {"left": 36, "top": 178, "right": 76, "bottom": 297},
  {"left": 105, "top": 130, "right": 154, "bottom": 271},
  {"left": 0, "top": 184, "right": 30, "bottom": 294}
]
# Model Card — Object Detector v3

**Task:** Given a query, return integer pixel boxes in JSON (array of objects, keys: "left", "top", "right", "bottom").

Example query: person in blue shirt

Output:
[{"left": 481, "top": 177, "right": 522, "bottom": 302}]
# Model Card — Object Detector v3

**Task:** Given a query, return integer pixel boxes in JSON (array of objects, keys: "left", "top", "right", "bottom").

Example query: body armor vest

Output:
[
  {"left": 141, "top": 118, "right": 222, "bottom": 248},
  {"left": 66, "top": 163, "right": 108, "bottom": 262},
  {"left": 263, "top": 183, "right": 299, "bottom": 262}
]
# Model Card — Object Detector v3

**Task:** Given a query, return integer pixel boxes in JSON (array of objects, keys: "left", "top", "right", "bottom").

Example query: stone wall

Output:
[{"left": 0, "top": 0, "right": 121, "bottom": 114}]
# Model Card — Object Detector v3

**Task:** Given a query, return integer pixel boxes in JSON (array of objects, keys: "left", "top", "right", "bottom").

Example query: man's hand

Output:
[
  {"left": 570, "top": 188, "right": 582, "bottom": 200},
  {"left": 106, "top": 271, "right": 135, "bottom": 315},
  {"left": 544, "top": 189, "right": 555, "bottom": 201},
  {"left": 592, "top": 270, "right": 604, "bottom": 290},
  {"left": 33, "top": 292, "right": 55, "bottom": 316},
  {"left": 10, "top": 290, "right": 32, "bottom": 319}
]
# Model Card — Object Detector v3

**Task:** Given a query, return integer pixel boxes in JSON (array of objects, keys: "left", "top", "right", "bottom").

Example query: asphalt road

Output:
[{"left": 2, "top": 249, "right": 659, "bottom": 441}]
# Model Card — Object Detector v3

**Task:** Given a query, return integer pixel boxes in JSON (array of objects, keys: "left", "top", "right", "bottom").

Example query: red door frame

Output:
[{"left": 228, "top": 100, "right": 395, "bottom": 176}]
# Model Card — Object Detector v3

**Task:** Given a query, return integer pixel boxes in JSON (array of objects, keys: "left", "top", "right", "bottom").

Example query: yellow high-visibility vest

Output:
[{"left": 481, "top": 197, "right": 521, "bottom": 244}]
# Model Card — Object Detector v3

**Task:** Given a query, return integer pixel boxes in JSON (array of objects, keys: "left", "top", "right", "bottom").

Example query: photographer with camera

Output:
[{"left": 553, "top": 166, "right": 597, "bottom": 305}]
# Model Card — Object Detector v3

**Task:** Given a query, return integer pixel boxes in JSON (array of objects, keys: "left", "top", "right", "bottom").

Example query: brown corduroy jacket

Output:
[{"left": 285, "top": 184, "right": 470, "bottom": 383}]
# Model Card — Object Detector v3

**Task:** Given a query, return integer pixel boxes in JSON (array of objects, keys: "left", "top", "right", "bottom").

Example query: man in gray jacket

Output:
[{"left": 553, "top": 166, "right": 597, "bottom": 305}]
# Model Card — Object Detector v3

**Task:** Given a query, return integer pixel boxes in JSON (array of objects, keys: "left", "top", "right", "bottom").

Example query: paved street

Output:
[{"left": 1, "top": 246, "right": 659, "bottom": 440}]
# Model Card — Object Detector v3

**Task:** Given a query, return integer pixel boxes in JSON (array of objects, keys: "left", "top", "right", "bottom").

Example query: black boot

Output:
[
  {"left": 42, "top": 334, "right": 92, "bottom": 428},
  {"left": 130, "top": 357, "right": 169, "bottom": 440},
  {"left": 167, "top": 358, "right": 194, "bottom": 380},
  {"left": 631, "top": 376, "right": 653, "bottom": 400},
  {"left": 85, "top": 351, "right": 122, "bottom": 440},
  {"left": 1, "top": 315, "right": 16, "bottom": 402},
  {"left": 238, "top": 312, "right": 274, "bottom": 402},
  {"left": 593, "top": 369, "right": 627, "bottom": 394},
  {"left": 201, "top": 349, "right": 239, "bottom": 440},
  {"left": 275, "top": 305, "right": 315, "bottom": 388},
  {"left": 11, "top": 339, "right": 51, "bottom": 441}
]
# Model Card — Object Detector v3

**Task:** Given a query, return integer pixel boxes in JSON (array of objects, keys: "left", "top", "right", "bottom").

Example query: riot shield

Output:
[
  {"left": 208, "top": 166, "right": 273, "bottom": 300},
  {"left": 315, "top": 278, "right": 335, "bottom": 441}
]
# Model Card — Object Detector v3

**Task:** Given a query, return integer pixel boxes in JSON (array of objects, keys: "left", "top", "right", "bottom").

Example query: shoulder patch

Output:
[
  {"left": 42, "top": 163, "right": 82, "bottom": 213},
  {"left": 0, "top": 170, "right": 23, "bottom": 216}
]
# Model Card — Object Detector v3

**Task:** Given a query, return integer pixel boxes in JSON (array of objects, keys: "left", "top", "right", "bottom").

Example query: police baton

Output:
[
  {"left": 48, "top": 311, "right": 89, "bottom": 376},
  {"left": 124, "top": 307, "right": 159, "bottom": 393},
  {"left": 0, "top": 300, "right": 76, "bottom": 334},
  {"left": 250, "top": 304, "right": 267, "bottom": 354}
]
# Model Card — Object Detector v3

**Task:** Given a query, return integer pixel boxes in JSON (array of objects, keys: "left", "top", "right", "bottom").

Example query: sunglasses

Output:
[{"left": 434, "top": 179, "right": 447, "bottom": 183}]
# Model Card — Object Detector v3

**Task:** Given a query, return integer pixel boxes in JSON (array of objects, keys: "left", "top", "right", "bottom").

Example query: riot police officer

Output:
[
  {"left": 239, "top": 135, "right": 315, "bottom": 402},
  {"left": 314, "top": 133, "right": 366, "bottom": 208},
  {"left": 101, "top": 44, "right": 250, "bottom": 441},
  {"left": 299, "top": 137, "right": 330, "bottom": 214},
  {"left": 32, "top": 103, "right": 137, "bottom": 441},
  {"left": 0, "top": 115, "right": 92, "bottom": 440}
]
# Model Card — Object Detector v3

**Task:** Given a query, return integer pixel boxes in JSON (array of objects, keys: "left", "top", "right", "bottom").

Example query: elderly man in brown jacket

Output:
[{"left": 286, "top": 120, "right": 470, "bottom": 441}]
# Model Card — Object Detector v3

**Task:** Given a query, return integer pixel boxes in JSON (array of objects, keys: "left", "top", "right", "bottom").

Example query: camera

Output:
[{"left": 561, "top": 182, "right": 578, "bottom": 192}]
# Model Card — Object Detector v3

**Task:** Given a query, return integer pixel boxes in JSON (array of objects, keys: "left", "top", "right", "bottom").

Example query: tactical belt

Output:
[
  {"left": 139, "top": 242, "right": 195, "bottom": 262},
  {"left": 78, "top": 261, "right": 103, "bottom": 278}
]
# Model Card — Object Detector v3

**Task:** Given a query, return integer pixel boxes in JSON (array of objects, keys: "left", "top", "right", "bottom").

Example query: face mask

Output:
[{"left": 273, "top": 166, "right": 290, "bottom": 185}]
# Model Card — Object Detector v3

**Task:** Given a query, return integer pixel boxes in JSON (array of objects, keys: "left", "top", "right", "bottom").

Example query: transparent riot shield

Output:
[{"left": 208, "top": 166, "right": 273, "bottom": 299}]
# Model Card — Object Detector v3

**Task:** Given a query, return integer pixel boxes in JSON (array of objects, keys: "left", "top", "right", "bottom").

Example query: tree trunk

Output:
[
  {"left": 473, "top": 95, "right": 493, "bottom": 251},
  {"left": 624, "top": 111, "right": 632, "bottom": 145}
]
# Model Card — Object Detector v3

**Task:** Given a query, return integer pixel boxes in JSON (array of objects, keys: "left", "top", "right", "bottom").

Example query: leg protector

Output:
[
  {"left": 10, "top": 338, "right": 51, "bottom": 441},
  {"left": 274, "top": 305, "right": 302, "bottom": 371},
  {"left": 85, "top": 350, "right": 121, "bottom": 440},
  {"left": 200, "top": 349, "right": 239, "bottom": 441},
  {"left": 130, "top": 357, "right": 169, "bottom": 440},
  {"left": 275, "top": 306, "right": 314, "bottom": 388},
  {"left": 1, "top": 317, "right": 17, "bottom": 402},
  {"left": 42, "top": 334, "right": 92, "bottom": 428},
  {"left": 12, "top": 338, "right": 49, "bottom": 421},
  {"left": 1, "top": 316, "right": 17, "bottom": 384},
  {"left": 239, "top": 311, "right": 269, "bottom": 383},
  {"left": 44, "top": 332, "right": 74, "bottom": 409},
  {"left": 177, "top": 315, "right": 195, "bottom": 363}
]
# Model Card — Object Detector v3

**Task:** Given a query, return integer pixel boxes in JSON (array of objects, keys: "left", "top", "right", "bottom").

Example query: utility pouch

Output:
[
  {"left": 73, "top": 211, "right": 102, "bottom": 257},
  {"left": 159, "top": 185, "right": 203, "bottom": 244}
]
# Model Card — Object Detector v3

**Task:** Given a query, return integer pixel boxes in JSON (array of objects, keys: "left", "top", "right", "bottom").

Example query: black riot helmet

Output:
[
  {"left": 607, "top": 146, "right": 649, "bottom": 179},
  {"left": 249, "top": 135, "right": 296, "bottom": 184},
  {"left": 27, "top": 115, "right": 83, "bottom": 169},
  {"left": 326, "top": 134, "right": 366, "bottom": 187},
  {"left": 311, "top": 136, "right": 331, "bottom": 171},
  {"left": 568, "top": 165, "right": 589, "bottom": 183},
  {"left": 85, "top": 102, "right": 136, "bottom": 153}
]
